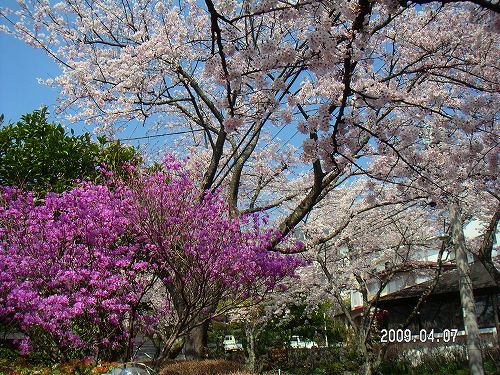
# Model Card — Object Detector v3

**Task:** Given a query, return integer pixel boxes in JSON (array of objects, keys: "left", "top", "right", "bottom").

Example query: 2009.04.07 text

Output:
[{"left": 380, "top": 329, "right": 459, "bottom": 343}]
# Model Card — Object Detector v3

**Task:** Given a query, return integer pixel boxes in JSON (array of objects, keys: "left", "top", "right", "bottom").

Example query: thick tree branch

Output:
[{"left": 401, "top": 0, "right": 500, "bottom": 13}]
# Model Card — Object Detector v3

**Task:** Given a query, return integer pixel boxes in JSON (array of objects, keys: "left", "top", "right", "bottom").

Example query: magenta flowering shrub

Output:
[
  {"left": 133, "top": 168, "right": 299, "bottom": 291},
  {"left": 0, "top": 160, "right": 302, "bottom": 362},
  {"left": 127, "top": 164, "right": 304, "bottom": 362},
  {"left": 0, "top": 184, "right": 145, "bottom": 361}
]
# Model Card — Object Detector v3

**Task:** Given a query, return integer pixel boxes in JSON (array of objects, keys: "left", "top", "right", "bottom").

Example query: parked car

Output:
[
  {"left": 289, "top": 335, "right": 318, "bottom": 349},
  {"left": 103, "top": 362, "right": 157, "bottom": 375},
  {"left": 223, "top": 335, "right": 243, "bottom": 351}
]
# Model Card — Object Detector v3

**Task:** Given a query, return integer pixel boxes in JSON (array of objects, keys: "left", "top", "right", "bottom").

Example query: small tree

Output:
[{"left": 126, "top": 159, "right": 303, "bottom": 365}]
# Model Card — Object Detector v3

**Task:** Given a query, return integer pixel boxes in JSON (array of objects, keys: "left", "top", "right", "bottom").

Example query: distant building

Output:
[
  {"left": 376, "top": 262, "right": 499, "bottom": 343},
  {"left": 349, "top": 220, "right": 499, "bottom": 340}
]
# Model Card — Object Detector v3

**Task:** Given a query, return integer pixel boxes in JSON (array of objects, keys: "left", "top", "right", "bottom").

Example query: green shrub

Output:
[{"left": 0, "top": 108, "right": 141, "bottom": 196}]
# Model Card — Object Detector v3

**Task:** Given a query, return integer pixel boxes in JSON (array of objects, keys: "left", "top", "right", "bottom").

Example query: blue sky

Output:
[
  {"left": 0, "top": 0, "right": 60, "bottom": 125},
  {"left": 0, "top": 28, "right": 62, "bottom": 124}
]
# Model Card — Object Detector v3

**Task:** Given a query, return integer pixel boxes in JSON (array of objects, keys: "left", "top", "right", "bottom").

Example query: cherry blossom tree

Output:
[
  {"left": 363, "top": 46, "right": 499, "bottom": 373},
  {"left": 2, "top": 0, "right": 497, "bottom": 232},
  {"left": 296, "top": 175, "right": 497, "bottom": 375},
  {"left": 296, "top": 182, "right": 446, "bottom": 374}
]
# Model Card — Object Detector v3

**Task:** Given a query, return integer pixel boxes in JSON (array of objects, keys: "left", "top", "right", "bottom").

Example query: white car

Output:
[
  {"left": 289, "top": 335, "right": 318, "bottom": 349},
  {"left": 223, "top": 335, "right": 243, "bottom": 351}
]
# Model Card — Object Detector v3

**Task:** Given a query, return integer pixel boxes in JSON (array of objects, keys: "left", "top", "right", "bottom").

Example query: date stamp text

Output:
[{"left": 380, "top": 329, "right": 458, "bottom": 343}]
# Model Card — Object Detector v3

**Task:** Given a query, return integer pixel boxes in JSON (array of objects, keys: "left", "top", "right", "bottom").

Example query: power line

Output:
[
  {"left": 275, "top": 129, "right": 300, "bottom": 153},
  {"left": 117, "top": 129, "right": 204, "bottom": 141}
]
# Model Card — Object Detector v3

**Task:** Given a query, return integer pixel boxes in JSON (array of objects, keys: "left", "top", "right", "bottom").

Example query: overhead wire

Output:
[{"left": 117, "top": 128, "right": 204, "bottom": 141}]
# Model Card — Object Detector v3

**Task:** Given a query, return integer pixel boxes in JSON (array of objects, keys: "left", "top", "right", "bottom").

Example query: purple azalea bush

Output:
[
  {"left": 0, "top": 161, "right": 301, "bottom": 362},
  {"left": 0, "top": 183, "right": 145, "bottom": 361}
]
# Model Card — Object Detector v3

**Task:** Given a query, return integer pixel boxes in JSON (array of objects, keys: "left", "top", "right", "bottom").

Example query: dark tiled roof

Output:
[{"left": 379, "top": 261, "right": 498, "bottom": 301}]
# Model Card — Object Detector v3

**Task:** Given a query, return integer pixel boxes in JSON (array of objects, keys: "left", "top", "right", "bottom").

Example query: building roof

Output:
[{"left": 378, "top": 261, "right": 498, "bottom": 302}]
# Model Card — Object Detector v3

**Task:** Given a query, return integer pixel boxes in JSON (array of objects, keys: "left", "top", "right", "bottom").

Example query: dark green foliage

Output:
[
  {"left": 0, "top": 108, "right": 95, "bottom": 193},
  {"left": 0, "top": 108, "right": 140, "bottom": 194}
]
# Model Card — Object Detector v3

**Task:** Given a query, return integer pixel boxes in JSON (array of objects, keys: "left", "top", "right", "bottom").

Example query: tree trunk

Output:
[
  {"left": 449, "top": 201, "right": 484, "bottom": 375},
  {"left": 124, "top": 308, "right": 138, "bottom": 361},
  {"left": 168, "top": 337, "right": 185, "bottom": 359},
  {"left": 184, "top": 320, "right": 209, "bottom": 359},
  {"left": 478, "top": 204, "right": 500, "bottom": 288},
  {"left": 153, "top": 334, "right": 180, "bottom": 370},
  {"left": 357, "top": 340, "right": 372, "bottom": 375},
  {"left": 245, "top": 321, "right": 256, "bottom": 372}
]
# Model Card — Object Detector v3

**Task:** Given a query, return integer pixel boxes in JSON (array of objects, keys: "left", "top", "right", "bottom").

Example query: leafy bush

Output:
[
  {"left": 1, "top": 159, "right": 302, "bottom": 364},
  {"left": 0, "top": 108, "right": 140, "bottom": 195},
  {"left": 261, "top": 347, "right": 344, "bottom": 374}
]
